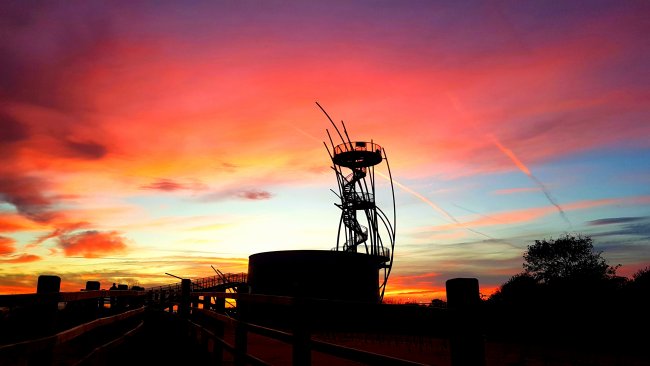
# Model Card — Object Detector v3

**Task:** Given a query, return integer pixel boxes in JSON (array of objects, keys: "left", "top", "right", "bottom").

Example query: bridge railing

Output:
[
  {"left": 1, "top": 276, "right": 483, "bottom": 365},
  {"left": 145, "top": 277, "right": 484, "bottom": 366},
  {"left": 154, "top": 289, "right": 432, "bottom": 366}
]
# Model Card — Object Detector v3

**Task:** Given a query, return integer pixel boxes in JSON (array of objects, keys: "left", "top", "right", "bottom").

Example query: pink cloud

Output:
[
  {"left": 237, "top": 190, "right": 272, "bottom": 200},
  {"left": 0, "top": 174, "right": 55, "bottom": 222},
  {"left": 140, "top": 178, "right": 207, "bottom": 192}
]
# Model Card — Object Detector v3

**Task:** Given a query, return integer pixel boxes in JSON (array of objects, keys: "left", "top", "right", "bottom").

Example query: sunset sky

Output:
[{"left": 1, "top": 1, "right": 649, "bottom": 301}]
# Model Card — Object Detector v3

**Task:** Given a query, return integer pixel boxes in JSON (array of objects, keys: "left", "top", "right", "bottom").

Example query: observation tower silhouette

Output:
[
  {"left": 247, "top": 103, "right": 396, "bottom": 303},
  {"left": 319, "top": 102, "right": 396, "bottom": 301}
]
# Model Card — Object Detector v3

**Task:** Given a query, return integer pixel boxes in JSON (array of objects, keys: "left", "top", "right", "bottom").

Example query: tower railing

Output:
[{"left": 333, "top": 141, "right": 382, "bottom": 155}]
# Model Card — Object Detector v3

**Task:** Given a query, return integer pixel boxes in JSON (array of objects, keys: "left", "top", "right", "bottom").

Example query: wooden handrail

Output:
[
  {"left": 186, "top": 319, "right": 270, "bottom": 366},
  {"left": 192, "top": 307, "right": 236, "bottom": 326},
  {"left": 186, "top": 305, "right": 429, "bottom": 365},
  {"left": 191, "top": 292, "right": 295, "bottom": 306},
  {"left": 311, "top": 338, "right": 428, "bottom": 366},
  {"left": 0, "top": 290, "right": 146, "bottom": 307},
  {"left": 73, "top": 320, "right": 145, "bottom": 365},
  {"left": 0, "top": 307, "right": 145, "bottom": 354}
]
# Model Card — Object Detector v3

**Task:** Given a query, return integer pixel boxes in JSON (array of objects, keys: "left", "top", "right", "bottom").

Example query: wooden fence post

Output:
[
  {"left": 446, "top": 278, "right": 485, "bottom": 366},
  {"left": 234, "top": 296, "right": 248, "bottom": 366},
  {"left": 292, "top": 297, "right": 311, "bottom": 365},
  {"left": 32, "top": 275, "right": 60, "bottom": 364},
  {"left": 214, "top": 295, "right": 226, "bottom": 365},
  {"left": 36, "top": 275, "right": 60, "bottom": 335},
  {"left": 158, "top": 288, "right": 166, "bottom": 311},
  {"left": 84, "top": 280, "right": 101, "bottom": 319},
  {"left": 180, "top": 279, "right": 191, "bottom": 318}
]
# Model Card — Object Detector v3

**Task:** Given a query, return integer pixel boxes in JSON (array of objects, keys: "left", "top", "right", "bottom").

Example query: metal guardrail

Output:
[{"left": 333, "top": 141, "right": 382, "bottom": 155}]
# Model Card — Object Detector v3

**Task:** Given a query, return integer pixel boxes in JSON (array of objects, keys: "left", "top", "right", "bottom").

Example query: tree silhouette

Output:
[
  {"left": 631, "top": 266, "right": 650, "bottom": 286},
  {"left": 485, "top": 234, "right": 647, "bottom": 350},
  {"left": 488, "top": 273, "right": 540, "bottom": 306},
  {"left": 522, "top": 233, "right": 619, "bottom": 284},
  {"left": 627, "top": 266, "right": 650, "bottom": 306}
]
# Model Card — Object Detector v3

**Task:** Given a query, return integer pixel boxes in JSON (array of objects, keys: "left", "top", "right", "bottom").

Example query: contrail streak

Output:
[
  {"left": 376, "top": 172, "right": 493, "bottom": 239},
  {"left": 447, "top": 93, "right": 572, "bottom": 229},
  {"left": 490, "top": 135, "right": 572, "bottom": 228}
]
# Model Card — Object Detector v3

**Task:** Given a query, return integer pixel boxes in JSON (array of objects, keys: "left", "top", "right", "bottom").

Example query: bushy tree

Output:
[
  {"left": 488, "top": 273, "right": 540, "bottom": 305},
  {"left": 522, "top": 233, "right": 619, "bottom": 284},
  {"left": 631, "top": 266, "right": 650, "bottom": 286},
  {"left": 627, "top": 266, "right": 650, "bottom": 304}
]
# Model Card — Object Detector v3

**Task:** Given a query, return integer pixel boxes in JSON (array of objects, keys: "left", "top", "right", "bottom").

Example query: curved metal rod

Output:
[
  {"left": 317, "top": 102, "right": 346, "bottom": 145},
  {"left": 376, "top": 206, "right": 395, "bottom": 240},
  {"left": 326, "top": 129, "right": 337, "bottom": 154},
  {"left": 382, "top": 148, "right": 397, "bottom": 243}
]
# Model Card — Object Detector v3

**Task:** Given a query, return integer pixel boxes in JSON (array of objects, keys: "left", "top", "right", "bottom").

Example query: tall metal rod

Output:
[
  {"left": 165, "top": 272, "right": 183, "bottom": 280},
  {"left": 383, "top": 148, "right": 397, "bottom": 244},
  {"left": 340, "top": 119, "right": 353, "bottom": 146},
  {"left": 326, "top": 129, "right": 337, "bottom": 154}
]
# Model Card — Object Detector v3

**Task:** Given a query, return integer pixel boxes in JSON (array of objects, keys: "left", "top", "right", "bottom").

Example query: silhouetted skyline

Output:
[{"left": 0, "top": 1, "right": 649, "bottom": 300}]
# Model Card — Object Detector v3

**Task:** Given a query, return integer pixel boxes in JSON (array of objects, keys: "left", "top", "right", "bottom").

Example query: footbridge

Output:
[{"left": 0, "top": 274, "right": 484, "bottom": 366}]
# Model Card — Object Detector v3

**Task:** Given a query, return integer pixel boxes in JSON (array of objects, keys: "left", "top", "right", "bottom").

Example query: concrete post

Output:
[{"left": 446, "top": 278, "right": 485, "bottom": 366}]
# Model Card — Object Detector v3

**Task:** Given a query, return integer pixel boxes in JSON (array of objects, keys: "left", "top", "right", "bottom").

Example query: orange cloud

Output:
[
  {"left": 1, "top": 254, "right": 42, "bottom": 263},
  {"left": 0, "top": 236, "right": 16, "bottom": 255},
  {"left": 59, "top": 230, "right": 128, "bottom": 258},
  {"left": 0, "top": 213, "right": 42, "bottom": 232}
]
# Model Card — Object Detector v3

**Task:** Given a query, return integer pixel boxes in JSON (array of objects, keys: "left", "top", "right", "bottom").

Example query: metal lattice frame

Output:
[{"left": 318, "top": 102, "right": 396, "bottom": 302}]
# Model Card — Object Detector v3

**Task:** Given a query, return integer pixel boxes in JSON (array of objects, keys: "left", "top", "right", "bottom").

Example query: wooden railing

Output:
[
  {"left": 0, "top": 290, "right": 147, "bottom": 365},
  {"left": 0, "top": 277, "right": 485, "bottom": 365},
  {"left": 158, "top": 289, "right": 431, "bottom": 366},
  {"left": 145, "top": 277, "right": 481, "bottom": 366}
]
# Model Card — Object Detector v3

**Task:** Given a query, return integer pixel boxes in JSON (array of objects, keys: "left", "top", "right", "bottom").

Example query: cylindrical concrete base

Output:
[{"left": 248, "top": 250, "right": 384, "bottom": 302}]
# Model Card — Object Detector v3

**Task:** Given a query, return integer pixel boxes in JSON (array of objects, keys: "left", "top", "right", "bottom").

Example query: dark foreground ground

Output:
[{"left": 104, "top": 315, "right": 648, "bottom": 366}]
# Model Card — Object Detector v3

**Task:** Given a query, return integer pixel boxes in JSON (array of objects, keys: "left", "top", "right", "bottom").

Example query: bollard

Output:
[{"left": 446, "top": 278, "right": 485, "bottom": 366}]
